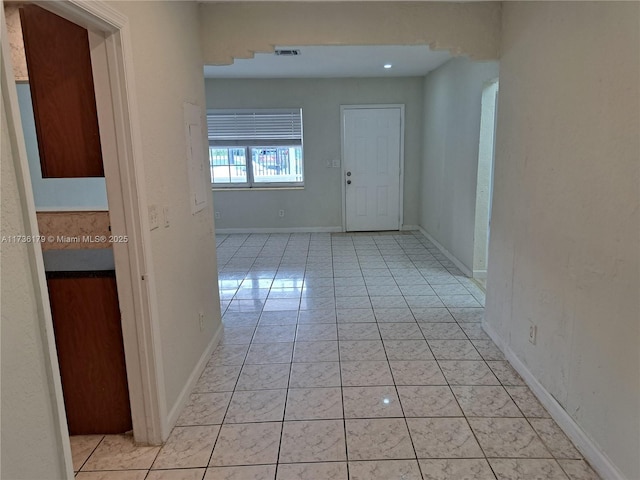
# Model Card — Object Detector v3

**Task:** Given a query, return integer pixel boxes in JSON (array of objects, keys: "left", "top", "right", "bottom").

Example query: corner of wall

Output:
[{"left": 164, "top": 321, "right": 223, "bottom": 431}]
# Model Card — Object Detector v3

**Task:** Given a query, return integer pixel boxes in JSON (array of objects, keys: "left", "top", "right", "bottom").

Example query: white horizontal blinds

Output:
[{"left": 208, "top": 109, "right": 302, "bottom": 142}]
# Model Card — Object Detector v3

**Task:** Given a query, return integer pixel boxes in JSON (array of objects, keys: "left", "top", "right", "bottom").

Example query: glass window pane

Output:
[
  {"left": 210, "top": 147, "right": 247, "bottom": 184},
  {"left": 252, "top": 146, "right": 303, "bottom": 184}
]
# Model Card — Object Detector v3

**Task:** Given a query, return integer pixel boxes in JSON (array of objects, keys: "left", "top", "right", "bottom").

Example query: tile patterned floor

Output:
[{"left": 72, "top": 232, "right": 600, "bottom": 480}]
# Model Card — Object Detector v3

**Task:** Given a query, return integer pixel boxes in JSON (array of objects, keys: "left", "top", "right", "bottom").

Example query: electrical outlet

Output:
[
  {"left": 528, "top": 321, "right": 537, "bottom": 345},
  {"left": 278, "top": 210, "right": 285, "bottom": 217},
  {"left": 199, "top": 312, "right": 205, "bottom": 331},
  {"left": 214, "top": 211, "right": 221, "bottom": 219},
  {"left": 163, "top": 206, "right": 170, "bottom": 227},
  {"left": 148, "top": 205, "right": 159, "bottom": 230}
]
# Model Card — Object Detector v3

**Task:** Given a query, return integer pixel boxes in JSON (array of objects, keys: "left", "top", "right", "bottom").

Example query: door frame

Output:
[
  {"left": 472, "top": 78, "right": 499, "bottom": 280},
  {"left": 340, "top": 104, "right": 405, "bottom": 232},
  {"left": 2, "top": 0, "right": 166, "bottom": 460}
]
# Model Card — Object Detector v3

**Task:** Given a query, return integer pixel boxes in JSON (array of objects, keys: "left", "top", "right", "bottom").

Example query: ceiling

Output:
[{"left": 203, "top": 45, "right": 452, "bottom": 79}]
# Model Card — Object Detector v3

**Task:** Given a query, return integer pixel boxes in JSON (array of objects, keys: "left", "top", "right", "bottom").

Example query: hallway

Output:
[{"left": 70, "top": 232, "right": 599, "bottom": 480}]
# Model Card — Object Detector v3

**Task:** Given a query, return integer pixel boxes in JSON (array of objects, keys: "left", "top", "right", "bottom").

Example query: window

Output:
[{"left": 207, "top": 109, "right": 304, "bottom": 187}]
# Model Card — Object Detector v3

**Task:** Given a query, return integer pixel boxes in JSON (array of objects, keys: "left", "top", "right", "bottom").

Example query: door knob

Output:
[{"left": 347, "top": 180, "right": 352, "bottom": 185}]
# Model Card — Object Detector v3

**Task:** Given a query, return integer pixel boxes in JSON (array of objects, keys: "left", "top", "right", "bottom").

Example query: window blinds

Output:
[{"left": 207, "top": 109, "right": 303, "bottom": 141}]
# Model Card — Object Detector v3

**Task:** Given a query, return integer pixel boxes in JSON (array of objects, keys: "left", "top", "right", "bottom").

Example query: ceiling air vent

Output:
[{"left": 274, "top": 49, "right": 301, "bottom": 56}]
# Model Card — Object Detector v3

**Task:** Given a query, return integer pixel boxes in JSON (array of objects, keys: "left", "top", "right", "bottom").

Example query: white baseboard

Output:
[
  {"left": 35, "top": 206, "right": 109, "bottom": 212},
  {"left": 416, "top": 226, "right": 473, "bottom": 277},
  {"left": 164, "top": 322, "right": 222, "bottom": 432},
  {"left": 215, "top": 226, "right": 342, "bottom": 234},
  {"left": 482, "top": 320, "right": 627, "bottom": 480},
  {"left": 400, "top": 224, "right": 419, "bottom": 231}
]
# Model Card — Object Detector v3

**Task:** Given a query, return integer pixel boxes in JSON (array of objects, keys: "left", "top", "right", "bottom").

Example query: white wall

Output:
[
  {"left": 110, "top": 1, "right": 220, "bottom": 423},
  {"left": 206, "top": 77, "right": 424, "bottom": 231},
  {"left": 419, "top": 57, "right": 499, "bottom": 272},
  {"left": 1, "top": 66, "right": 70, "bottom": 480},
  {"left": 486, "top": 3, "right": 639, "bottom": 479},
  {"left": 199, "top": 2, "right": 501, "bottom": 65}
]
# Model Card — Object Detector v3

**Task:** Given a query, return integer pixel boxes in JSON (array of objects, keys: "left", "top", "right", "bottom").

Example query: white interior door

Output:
[{"left": 343, "top": 106, "right": 402, "bottom": 231}]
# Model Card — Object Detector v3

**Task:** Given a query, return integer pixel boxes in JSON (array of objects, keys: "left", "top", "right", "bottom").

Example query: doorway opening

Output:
[
  {"left": 14, "top": 4, "right": 132, "bottom": 436},
  {"left": 473, "top": 78, "right": 499, "bottom": 286},
  {"left": 2, "top": 1, "right": 165, "bottom": 465}
]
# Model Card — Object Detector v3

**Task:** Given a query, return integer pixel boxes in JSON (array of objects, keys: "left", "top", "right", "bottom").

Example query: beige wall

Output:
[
  {"left": 207, "top": 77, "right": 424, "bottom": 231},
  {"left": 486, "top": 2, "right": 640, "bottom": 478},
  {"left": 199, "top": 2, "right": 501, "bottom": 65},
  {"left": 1, "top": 69, "right": 69, "bottom": 479},
  {"left": 420, "top": 57, "right": 499, "bottom": 273},
  {"left": 4, "top": 3, "right": 638, "bottom": 479},
  {"left": 110, "top": 1, "right": 220, "bottom": 419},
  {"left": 4, "top": 3, "right": 28, "bottom": 81}
]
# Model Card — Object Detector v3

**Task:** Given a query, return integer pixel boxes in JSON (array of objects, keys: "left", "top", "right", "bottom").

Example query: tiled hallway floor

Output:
[{"left": 71, "top": 232, "right": 600, "bottom": 480}]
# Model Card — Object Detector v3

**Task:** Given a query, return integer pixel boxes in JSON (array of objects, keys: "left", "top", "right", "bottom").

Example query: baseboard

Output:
[
  {"left": 215, "top": 226, "right": 343, "bottom": 234},
  {"left": 400, "top": 224, "right": 419, "bottom": 231},
  {"left": 482, "top": 320, "right": 627, "bottom": 480},
  {"left": 164, "top": 322, "right": 222, "bottom": 432},
  {"left": 35, "top": 206, "right": 109, "bottom": 212},
  {"left": 416, "top": 226, "right": 473, "bottom": 277}
]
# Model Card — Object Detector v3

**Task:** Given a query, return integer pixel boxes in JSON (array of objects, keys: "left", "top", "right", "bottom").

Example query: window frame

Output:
[
  {"left": 207, "top": 109, "right": 305, "bottom": 189},
  {"left": 208, "top": 146, "right": 250, "bottom": 187}
]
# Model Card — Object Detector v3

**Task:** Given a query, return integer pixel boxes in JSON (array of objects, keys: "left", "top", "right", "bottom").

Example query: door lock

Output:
[{"left": 346, "top": 171, "right": 352, "bottom": 176}]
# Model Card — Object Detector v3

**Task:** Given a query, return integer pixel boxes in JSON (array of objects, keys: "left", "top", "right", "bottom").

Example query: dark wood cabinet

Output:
[
  {"left": 19, "top": 5, "right": 104, "bottom": 178},
  {"left": 46, "top": 271, "right": 132, "bottom": 435}
]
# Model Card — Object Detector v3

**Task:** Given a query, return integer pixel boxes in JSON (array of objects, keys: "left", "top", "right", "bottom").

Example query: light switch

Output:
[
  {"left": 149, "top": 205, "right": 159, "bottom": 230},
  {"left": 163, "top": 206, "right": 170, "bottom": 228}
]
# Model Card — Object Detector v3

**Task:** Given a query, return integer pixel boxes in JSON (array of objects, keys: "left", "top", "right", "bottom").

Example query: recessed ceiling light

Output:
[{"left": 384, "top": 64, "right": 393, "bottom": 69}]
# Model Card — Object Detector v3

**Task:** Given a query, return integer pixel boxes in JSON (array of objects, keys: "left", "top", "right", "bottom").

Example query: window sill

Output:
[{"left": 212, "top": 186, "right": 305, "bottom": 192}]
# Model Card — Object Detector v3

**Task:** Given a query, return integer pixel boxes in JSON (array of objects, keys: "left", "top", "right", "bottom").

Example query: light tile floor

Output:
[{"left": 72, "top": 232, "right": 600, "bottom": 480}]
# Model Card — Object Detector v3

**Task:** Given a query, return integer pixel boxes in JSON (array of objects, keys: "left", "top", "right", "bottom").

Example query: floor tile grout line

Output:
[
  {"left": 76, "top": 434, "right": 106, "bottom": 473},
  {"left": 221, "top": 234, "right": 293, "bottom": 469},
  {"left": 332, "top": 236, "right": 351, "bottom": 478},
  {"left": 446, "top": 365, "right": 497, "bottom": 472},
  {"left": 378, "top": 292, "right": 425, "bottom": 474},
  {"left": 521, "top": 410, "right": 570, "bottom": 464},
  {"left": 206, "top": 314, "right": 254, "bottom": 468}
]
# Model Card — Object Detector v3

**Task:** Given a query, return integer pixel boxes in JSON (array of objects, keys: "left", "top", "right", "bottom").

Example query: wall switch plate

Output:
[
  {"left": 149, "top": 205, "right": 159, "bottom": 230},
  {"left": 199, "top": 312, "right": 205, "bottom": 331},
  {"left": 163, "top": 206, "right": 170, "bottom": 227},
  {"left": 332, "top": 158, "right": 341, "bottom": 168},
  {"left": 214, "top": 211, "right": 221, "bottom": 219},
  {"left": 278, "top": 210, "right": 285, "bottom": 217}
]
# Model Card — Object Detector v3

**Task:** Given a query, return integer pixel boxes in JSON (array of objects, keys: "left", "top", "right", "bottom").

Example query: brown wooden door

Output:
[
  {"left": 19, "top": 4, "right": 104, "bottom": 178},
  {"left": 47, "top": 272, "right": 132, "bottom": 435}
]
